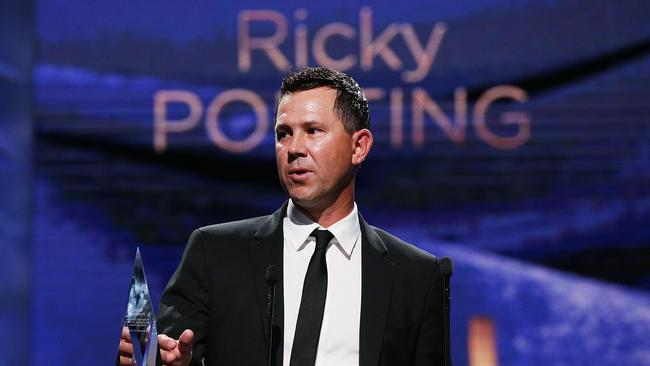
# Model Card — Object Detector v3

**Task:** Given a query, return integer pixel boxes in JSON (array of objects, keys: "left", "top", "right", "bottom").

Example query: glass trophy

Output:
[{"left": 116, "top": 248, "right": 160, "bottom": 366}]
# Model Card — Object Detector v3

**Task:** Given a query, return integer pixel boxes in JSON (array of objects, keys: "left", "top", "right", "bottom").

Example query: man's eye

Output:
[
  {"left": 276, "top": 131, "right": 288, "bottom": 140},
  {"left": 307, "top": 128, "right": 320, "bottom": 134}
]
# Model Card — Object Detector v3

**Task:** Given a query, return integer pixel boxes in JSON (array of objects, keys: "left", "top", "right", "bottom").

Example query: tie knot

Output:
[{"left": 312, "top": 229, "right": 333, "bottom": 251}]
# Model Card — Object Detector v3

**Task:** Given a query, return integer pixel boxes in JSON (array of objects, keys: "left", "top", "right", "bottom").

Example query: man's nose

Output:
[{"left": 288, "top": 133, "right": 307, "bottom": 160}]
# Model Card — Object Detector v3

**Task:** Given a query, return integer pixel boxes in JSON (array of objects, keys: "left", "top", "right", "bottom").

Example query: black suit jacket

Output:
[{"left": 158, "top": 202, "right": 444, "bottom": 365}]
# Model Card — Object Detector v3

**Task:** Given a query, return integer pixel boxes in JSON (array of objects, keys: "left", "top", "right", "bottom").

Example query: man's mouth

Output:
[
  {"left": 288, "top": 168, "right": 312, "bottom": 177},
  {"left": 289, "top": 168, "right": 310, "bottom": 175}
]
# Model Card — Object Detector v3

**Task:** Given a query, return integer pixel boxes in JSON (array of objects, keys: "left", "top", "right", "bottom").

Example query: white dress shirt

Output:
[{"left": 282, "top": 199, "right": 362, "bottom": 366}]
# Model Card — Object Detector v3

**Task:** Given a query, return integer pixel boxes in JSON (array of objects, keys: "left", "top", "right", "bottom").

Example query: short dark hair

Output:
[{"left": 277, "top": 67, "right": 370, "bottom": 133}]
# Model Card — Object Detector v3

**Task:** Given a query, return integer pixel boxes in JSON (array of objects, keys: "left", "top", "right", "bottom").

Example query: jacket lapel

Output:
[
  {"left": 248, "top": 201, "right": 288, "bottom": 366},
  {"left": 359, "top": 215, "right": 395, "bottom": 366},
  {"left": 247, "top": 204, "right": 394, "bottom": 366}
]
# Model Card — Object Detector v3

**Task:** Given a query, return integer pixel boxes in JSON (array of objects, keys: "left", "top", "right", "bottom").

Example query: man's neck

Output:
[
  {"left": 298, "top": 202, "right": 353, "bottom": 228},
  {"left": 293, "top": 189, "right": 354, "bottom": 228}
]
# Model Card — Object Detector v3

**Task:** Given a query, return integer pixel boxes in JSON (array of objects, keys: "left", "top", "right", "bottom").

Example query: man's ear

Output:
[{"left": 351, "top": 129, "right": 373, "bottom": 166}]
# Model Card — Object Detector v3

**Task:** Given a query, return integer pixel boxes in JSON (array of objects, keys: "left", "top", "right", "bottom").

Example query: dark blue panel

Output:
[{"left": 0, "top": 1, "right": 33, "bottom": 365}]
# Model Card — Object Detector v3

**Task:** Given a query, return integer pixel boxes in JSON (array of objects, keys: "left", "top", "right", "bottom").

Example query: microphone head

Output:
[
  {"left": 440, "top": 257, "right": 453, "bottom": 276},
  {"left": 266, "top": 264, "right": 280, "bottom": 285}
]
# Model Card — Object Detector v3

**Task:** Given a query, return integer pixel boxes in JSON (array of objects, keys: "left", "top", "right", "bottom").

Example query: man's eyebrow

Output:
[
  {"left": 275, "top": 123, "right": 290, "bottom": 131},
  {"left": 275, "top": 120, "right": 323, "bottom": 129},
  {"left": 302, "top": 120, "right": 324, "bottom": 127}
]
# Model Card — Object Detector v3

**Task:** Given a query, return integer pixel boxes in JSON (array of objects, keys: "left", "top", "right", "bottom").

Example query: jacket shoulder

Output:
[
  {"left": 371, "top": 226, "right": 439, "bottom": 265},
  {"left": 194, "top": 215, "right": 270, "bottom": 239}
]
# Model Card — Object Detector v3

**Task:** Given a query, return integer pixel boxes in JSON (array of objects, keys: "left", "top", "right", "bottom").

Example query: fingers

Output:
[
  {"left": 158, "top": 330, "right": 194, "bottom": 366},
  {"left": 158, "top": 333, "right": 178, "bottom": 351},
  {"left": 160, "top": 347, "right": 192, "bottom": 366},
  {"left": 119, "top": 328, "right": 135, "bottom": 366},
  {"left": 178, "top": 329, "right": 194, "bottom": 355},
  {"left": 119, "top": 338, "right": 134, "bottom": 354},
  {"left": 119, "top": 355, "right": 135, "bottom": 366},
  {"left": 121, "top": 326, "right": 132, "bottom": 341},
  {"left": 119, "top": 327, "right": 135, "bottom": 363},
  {"left": 159, "top": 347, "right": 179, "bottom": 365}
]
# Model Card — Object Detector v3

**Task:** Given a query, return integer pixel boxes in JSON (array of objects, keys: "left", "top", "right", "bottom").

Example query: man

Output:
[{"left": 152, "top": 67, "right": 444, "bottom": 365}]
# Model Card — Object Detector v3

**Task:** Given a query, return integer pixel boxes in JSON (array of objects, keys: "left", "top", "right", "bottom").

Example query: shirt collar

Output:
[{"left": 285, "top": 199, "right": 360, "bottom": 257}]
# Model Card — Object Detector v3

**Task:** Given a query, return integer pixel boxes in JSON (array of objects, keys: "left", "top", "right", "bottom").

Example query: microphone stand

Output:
[
  {"left": 440, "top": 257, "right": 453, "bottom": 366},
  {"left": 266, "top": 265, "right": 280, "bottom": 366}
]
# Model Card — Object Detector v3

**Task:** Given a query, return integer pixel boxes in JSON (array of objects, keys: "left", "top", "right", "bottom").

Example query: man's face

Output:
[{"left": 275, "top": 87, "right": 356, "bottom": 210}]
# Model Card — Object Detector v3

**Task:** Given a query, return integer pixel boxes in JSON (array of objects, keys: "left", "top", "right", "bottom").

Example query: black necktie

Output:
[{"left": 290, "top": 229, "right": 334, "bottom": 366}]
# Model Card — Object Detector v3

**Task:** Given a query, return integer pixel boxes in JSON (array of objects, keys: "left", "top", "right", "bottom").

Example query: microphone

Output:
[
  {"left": 440, "top": 257, "right": 453, "bottom": 366},
  {"left": 265, "top": 265, "right": 280, "bottom": 366}
]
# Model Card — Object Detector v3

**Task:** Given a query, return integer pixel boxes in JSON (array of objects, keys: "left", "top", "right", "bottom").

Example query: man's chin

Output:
[
  {"left": 288, "top": 194, "right": 314, "bottom": 206},
  {"left": 287, "top": 189, "right": 319, "bottom": 207}
]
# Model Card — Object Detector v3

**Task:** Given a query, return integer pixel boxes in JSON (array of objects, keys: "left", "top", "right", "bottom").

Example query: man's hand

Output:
[
  {"left": 118, "top": 326, "right": 135, "bottom": 366},
  {"left": 158, "top": 329, "right": 194, "bottom": 366}
]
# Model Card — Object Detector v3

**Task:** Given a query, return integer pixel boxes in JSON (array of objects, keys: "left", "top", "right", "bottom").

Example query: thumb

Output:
[{"left": 178, "top": 329, "right": 194, "bottom": 355}]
